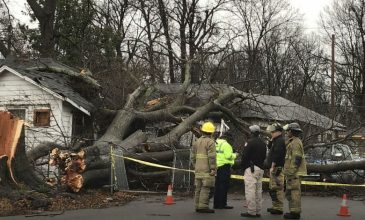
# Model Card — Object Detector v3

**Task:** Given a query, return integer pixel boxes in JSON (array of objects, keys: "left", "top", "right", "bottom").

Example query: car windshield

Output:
[
  {"left": 305, "top": 144, "right": 353, "bottom": 162},
  {"left": 332, "top": 144, "right": 352, "bottom": 160},
  {"left": 306, "top": 146, "right": 332, "bottom": 161}
]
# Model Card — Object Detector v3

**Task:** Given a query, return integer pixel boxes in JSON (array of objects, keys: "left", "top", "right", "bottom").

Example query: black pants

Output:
[{"left": 213, "top": 164, "right": 231, "bottom": 208}]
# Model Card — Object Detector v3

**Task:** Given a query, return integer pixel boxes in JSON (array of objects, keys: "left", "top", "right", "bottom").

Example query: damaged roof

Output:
[
  {"left": 155, "top": 83, "right": 345, "bottom": 130},
  {"left": 239, "top": 94, "right": 345, "bottom": 130},
  {"left": 0, "top": 58, "right": 95, "bottom": 115}
]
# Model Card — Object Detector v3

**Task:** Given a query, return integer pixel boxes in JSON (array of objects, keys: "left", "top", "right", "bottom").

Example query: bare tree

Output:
[
  {"left": 157, "top": 0, "right": 175, "bottom": 82},
  {"left": 321, "top": 0, "right": 365, "bottom": 123},
  {"left": 229, "top": 0, "right": 299, "bottom": 91}
]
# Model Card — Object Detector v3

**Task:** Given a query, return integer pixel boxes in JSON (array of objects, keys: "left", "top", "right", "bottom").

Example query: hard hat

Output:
[
  {"left": 249, "top": 125, "right": 260, "bottom": 133},
  {"left": 266, "top": 123, "right": 283, "bottom": 133},
  {"left": 283, "top": 124, "right": 289, "bottom": 131},
  {"left": 201, "top": 122, "right": 215, "bottom": 133},
  {"left": 284, "top": 122, "right": 302, "bottom": 132}
]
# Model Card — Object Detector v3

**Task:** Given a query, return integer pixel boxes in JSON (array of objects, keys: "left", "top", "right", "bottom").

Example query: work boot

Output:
[
  {"left": 196, "top": 208, "right": 215, "bottom": 213},
  {"left": 267, "top": 208, "right": 283, "bottom": 215},
  {"left": 214, "top": 205, "right": 233, "bottom": 209},
  {"left": 240, "top": 212, "right": 258, "bottom": 218},
  {"left": 284, "top": 212, "right": 300, "bottom": 219},
  {"left": 223, "top": 205, "right": 234, "bottom": 209}
]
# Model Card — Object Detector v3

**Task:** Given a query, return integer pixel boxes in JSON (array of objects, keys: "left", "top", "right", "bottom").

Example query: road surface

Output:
[{"left": 1, "top": 193, "right": 364, "bottom": 219}]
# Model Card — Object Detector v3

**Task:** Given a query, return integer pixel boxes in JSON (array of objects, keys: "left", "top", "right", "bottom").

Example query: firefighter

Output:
[
  {"left": 240, "top": 125, "right": 267, "bottom": 217},
  {"left": 192, "top": 121, "right": 217, "bottom": 213},
  {"left": 283, "top": 123, "right": 307, "bottom": 219},
  {"left": 266, "top": 123, "right": 286, "bottom": 215},
  {"left": 213, "top": 132, "right": 236, "bottom": 209}
]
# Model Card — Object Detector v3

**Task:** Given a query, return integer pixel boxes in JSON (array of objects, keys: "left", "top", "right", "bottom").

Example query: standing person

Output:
[
  {"left": 240, "top": 125, "right": 267, "bottom": 218},
  {"left": 266, "top": 123, "right": 286, "bottom": 215},
  {"left": 213, "top": 132, "right": 236, "bottom": 209},
  {"left": 282, "top": 123, "right": 307, "bottom": 219},
  {"left": 192, "top": 121, "right": 217, "bottom": 213}
]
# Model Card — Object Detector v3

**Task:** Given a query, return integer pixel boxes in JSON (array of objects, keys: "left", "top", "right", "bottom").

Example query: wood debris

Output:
[
  {"left": 49, "top": 148, "right": 86, "bottom": 192},
  {"left": 0, "top": 111, "right": 24, "bottom": 185}
]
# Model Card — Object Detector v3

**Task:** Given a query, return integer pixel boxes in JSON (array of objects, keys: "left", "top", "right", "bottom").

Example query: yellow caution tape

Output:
[
  {"left": 112, "top": 154, "right": 365, "bottom": 188},
  {"left": 122, "top": 156, "right": 193, "bottom": 173}
]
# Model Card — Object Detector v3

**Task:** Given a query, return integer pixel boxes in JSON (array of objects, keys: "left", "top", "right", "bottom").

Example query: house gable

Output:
[
  {"left": 0, "top": 66, "right": 92, "bottom": 116},
  {"left": 0, "top": 68, "right": 72, "bottom": 148}
]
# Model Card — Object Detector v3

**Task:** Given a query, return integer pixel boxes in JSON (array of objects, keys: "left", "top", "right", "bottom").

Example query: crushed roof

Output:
[
  {"left": 0, "top": 58, "right": 95, "bottom": 114},
  {"left": 239, "top": 94, "right": 345, "bottom": 130}
]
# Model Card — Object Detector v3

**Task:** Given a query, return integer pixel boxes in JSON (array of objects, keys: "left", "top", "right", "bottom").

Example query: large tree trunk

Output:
[
  {"left": 27, "top": 0, "right": 57, "bottom": 57},
  {"left": 12, "top": 130, "right": 45, "bottom": 188},
  {"left": 157, "top": 0, "right": 175, "bottom": 83},
  {"left": 64, "top": 79, "right": 255, "bottom": 186},
  {"left": 0, "top": 128, "right": 45, "bottom": 189},
  {"left": 307, "top": 160, "right": 365, "bottom": 173}
]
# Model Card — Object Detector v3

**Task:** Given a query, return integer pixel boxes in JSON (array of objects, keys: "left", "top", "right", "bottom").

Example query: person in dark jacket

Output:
[
  {"left": 266, "top": 123, "right": 286, "bottom": 215},
  {"left": 240, "top": 125, "right": 267, "bottom": 218}
]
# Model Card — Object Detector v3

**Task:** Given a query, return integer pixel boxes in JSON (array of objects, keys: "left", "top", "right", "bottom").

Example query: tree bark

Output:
[
  {"left": 27, "top": 0, "right": 58, "bottom": 57},
  {"left": 1, "top": 129, "right": 45, "bottom": 189},
  {"left": 0, "top": 41, "right": 10, "bottom": 57},
  {"left": 27, "top": 142, "right": 65, "bottom": 163},
  {"left": 157, "top": 0, "right": 175, "bottom": 83},
  {"left": 307, "top": 160, "right": 365, "bottom": 174}
]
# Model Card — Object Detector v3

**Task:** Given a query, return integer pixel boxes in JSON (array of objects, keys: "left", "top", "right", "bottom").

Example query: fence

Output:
[
  {"left": 171, "top": 149, "right": 193, "bottom": 191},
  {"left": 111, "top": 146, "right": 129, "bottom": 192}
]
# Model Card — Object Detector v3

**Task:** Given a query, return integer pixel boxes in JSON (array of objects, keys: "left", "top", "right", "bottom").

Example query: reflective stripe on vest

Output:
[{"left": 196, "top": 154, "right": 208, "bottom": 159}]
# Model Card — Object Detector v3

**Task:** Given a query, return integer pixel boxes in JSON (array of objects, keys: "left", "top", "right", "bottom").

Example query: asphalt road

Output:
[{"left": 1, "top": 193, "right": 364, "bottom": 220}]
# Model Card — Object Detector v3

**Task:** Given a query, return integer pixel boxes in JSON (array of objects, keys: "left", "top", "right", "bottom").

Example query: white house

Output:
[{"left": 0, "top": 63, "right": 94, "bottom": 150}]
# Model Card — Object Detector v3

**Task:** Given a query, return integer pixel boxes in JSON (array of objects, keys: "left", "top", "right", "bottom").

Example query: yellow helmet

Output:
[{"left": 201, "top": 122, "right": 215, "bottom": 133}]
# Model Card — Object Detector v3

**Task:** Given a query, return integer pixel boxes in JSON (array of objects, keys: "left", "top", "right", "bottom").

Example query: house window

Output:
[
  {"left": 8, "top": 109, "right": 26, "bottom": 120},
  {"left": 33, "top": 109, "right": 51, "bottom": 127}
]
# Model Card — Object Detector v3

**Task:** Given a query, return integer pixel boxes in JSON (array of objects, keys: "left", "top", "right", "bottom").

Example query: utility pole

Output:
[{"left": 331, "top": 34, "right": 335, "bottom": 115}]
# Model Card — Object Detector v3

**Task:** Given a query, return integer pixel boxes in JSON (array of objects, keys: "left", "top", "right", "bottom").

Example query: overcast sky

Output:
[
  {"left": 291, "top": 0, "right": 333, "bottom": 29},
  {"left": 8, "top": 0, "right": 31, "bottom": 25},
  {"left": 8, "top": 0, "right": 334, "bottom": 29}
]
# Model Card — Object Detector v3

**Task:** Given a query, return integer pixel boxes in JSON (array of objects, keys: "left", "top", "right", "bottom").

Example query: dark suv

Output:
[{"left": 305, "top": 143, "right": 364, "bottom": 183}]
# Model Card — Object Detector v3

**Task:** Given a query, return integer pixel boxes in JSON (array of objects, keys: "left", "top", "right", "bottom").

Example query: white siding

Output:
[
  {"left": 0, "top": 70, "right": 72, "bottom": 149},
  {"left": 62, "top": 103, "right": 73, "bottom": 142}
]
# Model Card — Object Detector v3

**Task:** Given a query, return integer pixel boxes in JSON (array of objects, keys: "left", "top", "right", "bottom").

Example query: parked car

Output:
[{"left": 305, "top": 143, "right": 365, "bottom": 184}]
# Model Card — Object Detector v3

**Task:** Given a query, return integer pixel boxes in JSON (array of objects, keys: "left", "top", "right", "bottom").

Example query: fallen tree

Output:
[
  {"left": 0, "top": 112, "right": 44, "bottom": 189},
  {"left": 307, "top": 160, "right": 365, "bottom": 173},
  {"left": 77, "top": 82, "right": 253, "bottom": 188},
  {"left": 3, "top": 61, "right": 365, "bottom": 192}
]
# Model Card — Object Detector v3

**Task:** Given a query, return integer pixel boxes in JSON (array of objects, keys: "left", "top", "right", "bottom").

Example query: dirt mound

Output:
[{"left": 0, "top": 189, "right": 135, "bottom": 217}]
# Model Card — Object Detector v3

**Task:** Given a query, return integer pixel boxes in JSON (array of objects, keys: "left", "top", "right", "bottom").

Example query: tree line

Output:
[{"left": 0, "top": 0, "right": 364, "bottom": 126}]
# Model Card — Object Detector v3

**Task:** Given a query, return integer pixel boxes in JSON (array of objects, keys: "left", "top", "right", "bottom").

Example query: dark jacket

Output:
[
  {"left": 267, "top": 134, "right": 286, "bottom": 167},
  {"left": 241, "top": 135, "right": 267, "bottom": 170}
]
